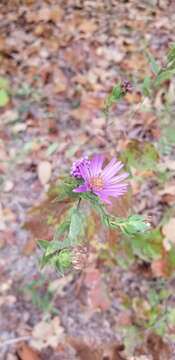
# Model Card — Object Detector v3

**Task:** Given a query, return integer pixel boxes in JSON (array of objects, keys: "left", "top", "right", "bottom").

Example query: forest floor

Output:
[{"left": 1, "top": 1, "right": 175, "bottom": 359}]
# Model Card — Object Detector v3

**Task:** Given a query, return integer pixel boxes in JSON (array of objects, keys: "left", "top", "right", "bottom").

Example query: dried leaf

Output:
[
  {"left": 22, "top": 237, "right": 36, "bottom": 255},
  {"left": 84, "top": 268, "right": 110, "bottom": 310},
  {"left": 31, "top": 317, "right": 64, "bottom": 350},
  {"left": 37, "top": 7, "right": 52, "bottom": 22},
  {"left": 151, "top": 257, "right": 168, "bottom": 277},
  {"left": 78, "top": 19, "right": 97, "bottom": 34},
  {"left": 37, "top": 161, "right": 52, "bottom": 185},
  {"left": 16, "top": 343, "right": 42, "bottom": 360}
]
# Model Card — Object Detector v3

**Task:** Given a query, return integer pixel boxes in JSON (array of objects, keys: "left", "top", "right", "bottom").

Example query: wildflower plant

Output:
[
  {"left": 35, "top": 153, "right": 149, "bottom": 274},
  {"left": 26, "top": 43, "right": 175, "bottom": 276}
]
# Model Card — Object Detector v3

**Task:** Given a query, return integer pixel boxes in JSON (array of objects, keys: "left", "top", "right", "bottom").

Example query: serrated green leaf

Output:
[
  {"left": 0, "top": 89, "right": 10, "bottom": 107},
  {"left": 131, "top": 229, "right": 163, "bottom": 261},
  {"left": 45, "top": 238, "right": 70, "bottom": 256},
  {"left": 123, "top": 215, "right": 150, "bottom": 235},
  {"left": 39, "top": 252, "right": 54, "bottom": 269},
  {"left": 38, "top": 240, "right": 50, "bottom": 250}
]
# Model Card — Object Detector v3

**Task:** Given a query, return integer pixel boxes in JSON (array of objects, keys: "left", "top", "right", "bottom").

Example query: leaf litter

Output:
[{"left": 0, "top": 0, "right": 175, "bottom": 359}]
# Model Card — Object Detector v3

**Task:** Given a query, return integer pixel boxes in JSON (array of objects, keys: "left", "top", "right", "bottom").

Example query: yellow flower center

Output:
[{"left": 89, "top": 176, "right": 104, "bottom": 190}]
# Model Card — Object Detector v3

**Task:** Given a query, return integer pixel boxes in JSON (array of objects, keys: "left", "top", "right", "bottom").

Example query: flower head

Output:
[
  {"left": 70, "top": 156, "right": 90, "bottom": 179},
  {"left": 72, "top": 154, "right": 129, "bottom": 204}
]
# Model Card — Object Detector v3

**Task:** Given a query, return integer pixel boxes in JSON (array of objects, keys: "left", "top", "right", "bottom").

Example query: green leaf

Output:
[
  {"left": 122, "top": 215, "right": 150, "bottom": 235},
  {"left": 55, "top": 249, "right": 72, "bottom": 271},
  {"left": 47, "top": 143, "right": 59, "bottom": 156},
  {"left": 154, "top": 318, "right": 166, "bottom": 336},
  {"left": 104, "top": 83, "right": 123, "bottom": 113},
  {"left": 45, "top": 237, "right": 71, "bottom": 257},
  {"left": 68, "top": 208, "right": 85, "bottom": 244},
  {"left": 53, "top": 221, "right": 70, "bottom": 241},
  {"left": 121, "top": 140, "right": 159, "bottom": 171},
  {"left": 53, "top": 176, "right": 82, "bottom": 201},
  {"left": 40, "top": 252, "right": 54, "bottom": 269},
  {"left": 167, "top": 43, "right": 175, "bottom": 65},
  {"left": 80, "top": 191, "right": 99, "bottom": 204},
  {"left": 123, "top": 326, "right": 141, "bottom": 356},
  {"left": 38, "top": 240, "right": 50, "bottom": 250},
  {"left": 142, "top": 76, "right": 152, "bottom": 96},
  {"left": 147, "top": 52, "right": 160, "bottom": 75},
  {"left": 81, "top": 192, "right": 110, "bottom": 227},
  {"left": 167, "top": 308, "right": 175, "bottom": 326},
  {"left": 0, "top": 77, "right": 10, "bottom": 90},
  {"left": 155, "top": 69, "right": 175, "bottom": 86},
  {"left": 112, "top": 83, "right": 123, "bottom": 99},
  {"left": 0, "top": 89, "right": 10, "bottom": 107},
  {"left": 164, "top": 128, "right": 175, "bottom": 144},
  {"left": 131, "top": 229, "right": 163, "bottom": 261}
]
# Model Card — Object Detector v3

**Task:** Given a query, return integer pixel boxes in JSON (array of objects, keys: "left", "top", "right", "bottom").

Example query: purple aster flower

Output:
[
  {"left": 70, "top": 156, "right": 90, "bottom": 179},
  {"left": 73, "top": 154, "right": 129, "bottom": 204}
]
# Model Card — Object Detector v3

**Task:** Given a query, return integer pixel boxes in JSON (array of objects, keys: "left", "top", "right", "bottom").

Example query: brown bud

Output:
[
  {"left": 72, "top": 245, "right": 88, "bottom": 270},
  {"left": 121, "top": 80, "right": 133, "bottom": 94}
]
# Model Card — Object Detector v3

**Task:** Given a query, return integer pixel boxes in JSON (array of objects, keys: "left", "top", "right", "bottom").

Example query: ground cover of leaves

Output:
[{"left": 1, "top": 1, "right": 175, "bottom": 359}]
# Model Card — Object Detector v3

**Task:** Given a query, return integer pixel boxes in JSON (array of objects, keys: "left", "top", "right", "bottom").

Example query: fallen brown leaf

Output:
[
  {"left": 68, "top": 337, "right": 125, "bottom": 360},
  {"left": 151, "top": 257, "right": 169, "bottom": 277},
  {"left": 31, "top": 317, "right": 64, "bottom": 350},
  {"left": 16, "top": 342, "right": 42, "bottom": 360},
  {"left": 37, "top": 161, "right": 52, "bottom": 186},
  {"left": 22, "top": 237, "right": 36, "bottom": 256}
]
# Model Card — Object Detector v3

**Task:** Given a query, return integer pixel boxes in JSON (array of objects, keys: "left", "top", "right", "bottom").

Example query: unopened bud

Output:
[{"left": 121, "top": 80, "right": 133, "bottom": 94}]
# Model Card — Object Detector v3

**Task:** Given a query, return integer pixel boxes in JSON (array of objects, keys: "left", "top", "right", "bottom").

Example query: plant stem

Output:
[{"left": 77, "top": 198, "right": 81, "bottom": 209}]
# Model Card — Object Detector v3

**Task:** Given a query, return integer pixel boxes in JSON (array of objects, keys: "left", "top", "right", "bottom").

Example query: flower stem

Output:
[{"left": 77, "top": 198, "right": 81, "bottom": 209}]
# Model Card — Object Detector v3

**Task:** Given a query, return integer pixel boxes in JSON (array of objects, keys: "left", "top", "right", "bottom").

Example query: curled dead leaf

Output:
[{"left": 37, "top": 161, "right": 52, "bottom": 186}]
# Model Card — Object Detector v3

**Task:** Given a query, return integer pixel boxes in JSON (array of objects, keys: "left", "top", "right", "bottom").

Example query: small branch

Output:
[
  {"left": 77, "top": 198, "right": 81, "bottom": 209},
  {"left": 0, "top": 336, "right": 31, "bottom": 348}
]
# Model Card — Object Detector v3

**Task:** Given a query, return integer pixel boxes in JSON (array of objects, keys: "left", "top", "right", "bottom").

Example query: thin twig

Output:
[{"left": 0, "top": 336, "right": 31, "bottom": 348}]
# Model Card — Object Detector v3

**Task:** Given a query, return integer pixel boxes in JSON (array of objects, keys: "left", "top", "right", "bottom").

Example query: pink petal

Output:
[
  {"left": 90, "top": 154, "right": 104, "bottom": 176},
  {"left": 79, "top": 164, "right": 90, "bottom": 181},
  {"left": 102, "top": 161, "right": 124, "bottom": 180},
  {"left": 73, "top": 184, "right": 89, "bottom": 193},
  {"left": 106, "top": 172, "right": 129, "bottom": 184},
  {"left": 94, "top": 191, "right": 112, "bottom": 204},
  {"left": 103, "top": 183, "right": 128, "bottom": 191}
]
